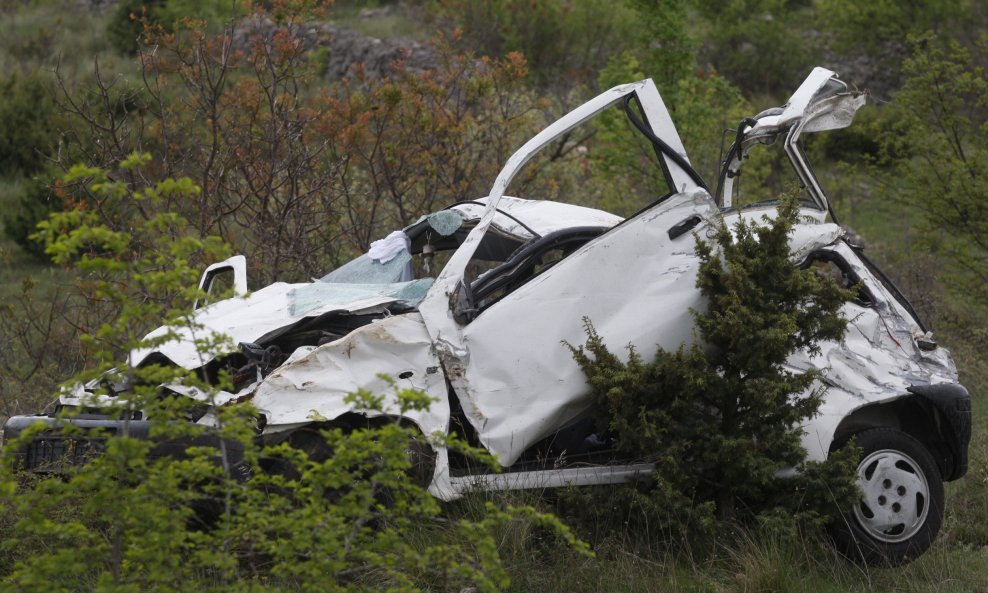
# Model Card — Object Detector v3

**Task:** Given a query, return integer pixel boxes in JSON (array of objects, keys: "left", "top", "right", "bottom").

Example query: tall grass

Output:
[
  {"left": 0, "top": 1, "right": 136, "bottom": 80},
  {"left": 432, "top": 424, "right": 988, "bottom": 593}
]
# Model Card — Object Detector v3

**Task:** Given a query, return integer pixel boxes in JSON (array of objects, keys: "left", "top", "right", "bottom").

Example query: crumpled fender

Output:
[
  {"left": 907, "top": 382, "right": 972, "bottom": 480},
  {"left": 248, "top": 312, "right": 450, "bottom": 446}
]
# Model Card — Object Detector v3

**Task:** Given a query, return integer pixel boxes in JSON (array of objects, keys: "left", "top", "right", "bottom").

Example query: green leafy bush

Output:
[
  {"left": 0, "top": 72, "right": 63, "bottom": 258},
  {"left": 437, "top": 0, "right": 639, "bottom": 89},
  {"left": 588, "top": 1, "right": 748, "bottom": 210},
  {"left": 882, "top": 35, "right": 988, "bottom": 309},
  {"left": 2, "top": 174, "right": 59, "bottom": 259},
  {"left": 1, "top": 383, "right": 586, "bottom": 592},
  {"left": 695, "top": 0, "right": 821, "bottom": 96},
  {"left": 0, "top": 155, "right": 588, "bottom": 591},
  {"left": 815, "top": 0, "right": 972, "bottom": 55},
  {"left": 106, "top": 0, "right": 155, "bottom": 54},
  {"left": 106, "top": 0, "right": 244, "bottom": 54},
  {"left": 0, "top": 72, "right": 59, "bottom": 177}
]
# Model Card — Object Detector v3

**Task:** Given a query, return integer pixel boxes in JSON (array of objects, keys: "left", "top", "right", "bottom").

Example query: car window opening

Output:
[{"left": 804, "top": 249, "right": 874, "bottom": 307}]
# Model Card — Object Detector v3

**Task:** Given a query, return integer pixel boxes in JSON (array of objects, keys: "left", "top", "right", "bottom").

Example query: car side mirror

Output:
[{"left": 195, "top": 255, "right": 248, "bottom": 310}]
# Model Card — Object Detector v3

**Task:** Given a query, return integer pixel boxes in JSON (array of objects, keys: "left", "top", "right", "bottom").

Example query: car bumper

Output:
[
  {"left": 907, "top": 382, "right": 973, "bottom": 481},
  {"left": 2, "top": 414, "right": 248, "bottom": 477}
]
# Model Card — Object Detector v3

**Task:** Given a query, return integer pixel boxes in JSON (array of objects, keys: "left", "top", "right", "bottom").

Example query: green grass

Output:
[
  {"left": 493, "top": 512, "right": 988, "bottom": 592},
  {"left": 513, "top": 518, "right": 988, "bottom": 591},
  {"left": 330, "top": 3, "right": 434, "bottom": 42},
  {"left": 0, "top": 0, "right": 136, "bottom": 80}
]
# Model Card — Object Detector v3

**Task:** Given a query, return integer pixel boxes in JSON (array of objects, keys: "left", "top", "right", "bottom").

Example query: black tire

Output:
[
  {"left": 259, "top": 426, "right": 336, "bottom": 483},
  {"left": 830, "top": 428, "right": 944, "bottom": 566}
]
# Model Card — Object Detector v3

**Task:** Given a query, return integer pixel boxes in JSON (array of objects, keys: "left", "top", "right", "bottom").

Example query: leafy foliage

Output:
[
  {"left": 0, "top": 72, "right": 60, "bottom": 177},
  {"left": 815, "top": 0, "right": 973, "bottom": 55},
  {"left": 106, "top": 0, "right": 246, "bottom": 54},
  {"left": 2, "top": 174, "right": 60, "bottom": 258},
  {"left": 569, "top": 194, "right": 857, "bottom": 530},
  {"left": 883, "top": 35, "right": 988, "bottom": 307},
  {"left": 590, "top": 2, "right": 748, "bottom": 213},
  {"left": 106, "top": 0, "right": 162, "bottom": 54},
  {"left": 33, "top": 152, "right": 231, "bottom": 366},
  {"left": 435, "top": 0, "right": 640, "bottom": 90},
  {"left": 67, "top": 14, "right": 547, "bottom": 284},
  {"left": 1, "top": 390, "right": 586, "bottom": 592},
  {"left": 695, "top": 0, "right": 820, "bottom": 95},
  {"left": 0, "top": 159, "right": 588, "bottom": 591}
]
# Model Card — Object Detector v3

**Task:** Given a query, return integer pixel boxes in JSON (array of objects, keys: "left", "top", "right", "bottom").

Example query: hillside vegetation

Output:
[{"left": 0, "top": 0, "right": 985, "bottom": 590}]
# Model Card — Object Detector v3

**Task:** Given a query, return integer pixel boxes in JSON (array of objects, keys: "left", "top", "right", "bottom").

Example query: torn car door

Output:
[
  {"left": 717, "top": 67, "right": 866, "bottom": 213},
  {"left": 418, "top": 79, "right": 717, "bottom": 465}
]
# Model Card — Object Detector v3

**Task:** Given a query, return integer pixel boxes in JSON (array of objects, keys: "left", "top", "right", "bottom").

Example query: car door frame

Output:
[{"left": 417, "top": 78, "right": 715, "bottom": 466}]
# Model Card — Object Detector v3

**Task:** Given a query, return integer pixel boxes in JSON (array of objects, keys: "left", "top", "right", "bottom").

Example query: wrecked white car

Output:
[{"left": 4, "top": 68, "right": 971, "bottom": 565}]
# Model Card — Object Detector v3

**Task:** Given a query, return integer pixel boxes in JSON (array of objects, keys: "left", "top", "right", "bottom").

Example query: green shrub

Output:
[
  {"left": 695, "top": 0, "right": 821, "bottom": 96},
  {"left": 0, "top": 72, "right": 59, "bottom": 177},
  {"left": 815, "top": 0, "right": 972, "bottom": 55},
  {"left": 1, "top": 174, "right": 60, "bottom": 259},
  {"left": 1, "top": 384, "right": 586, "bottom": 591},
  {"left": 880, "top": 34, "right": 988, "bottom": 308},
  {"left": 437, "top": 0, "right": 639, "bottom": 89},
  {"left": 107, "top": 0, "right": 244, "bottom": 54},
  {"left": 0, "top": 155, "right": 588, "bottom": 591},
  {"left": 106, "top": 0, "right": 160, "bottom": 54}
]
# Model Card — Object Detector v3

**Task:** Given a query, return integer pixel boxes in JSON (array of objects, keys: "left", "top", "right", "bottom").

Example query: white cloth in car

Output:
[{"left": 368, "top": 230, "right": 411, "bottom": 263}]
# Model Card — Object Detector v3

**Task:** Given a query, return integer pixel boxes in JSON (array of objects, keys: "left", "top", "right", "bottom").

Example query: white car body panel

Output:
[
  {"left": 792, "top": 240, "right": 959, "bottom": 461},
  {"left": 449, "top": 189, "right": 717, "bottom": 465},
  {"left": 249, "top": 313, "right": 450, "bottom": 440},
  {"left": 132, "top": 282, "right": 396, "bottom": 370}
]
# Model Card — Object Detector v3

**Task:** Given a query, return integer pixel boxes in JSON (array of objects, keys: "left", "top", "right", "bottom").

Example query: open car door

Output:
[{"left": 418, "top": 79, "right": 718, "bottom": 466}]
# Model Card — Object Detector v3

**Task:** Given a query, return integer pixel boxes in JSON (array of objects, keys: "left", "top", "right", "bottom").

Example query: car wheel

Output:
[{"left": 830, "top": 428, "right": 944, "bottom": 566}]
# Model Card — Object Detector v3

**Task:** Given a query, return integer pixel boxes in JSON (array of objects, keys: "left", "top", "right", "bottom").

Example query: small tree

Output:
[
  {"left": 570, "top": 194, "right": 856, "bottom": 527},
  {"left": 884, "top": 35, "right": 988, "bottom": 310}
]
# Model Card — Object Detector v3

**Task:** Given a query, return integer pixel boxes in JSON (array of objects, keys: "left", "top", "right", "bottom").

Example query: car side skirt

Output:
[{"left": 447, "top": 463, "right": 656, "bottom": 495}]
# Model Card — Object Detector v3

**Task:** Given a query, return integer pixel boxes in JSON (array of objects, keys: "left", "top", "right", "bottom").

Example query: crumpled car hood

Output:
[{"left": 131, "top": 278, "right": 434, "bottom": 369}]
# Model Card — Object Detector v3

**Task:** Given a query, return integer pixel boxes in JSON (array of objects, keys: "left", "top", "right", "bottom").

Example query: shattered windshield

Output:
[
  {"left": 306, "top": 248, "right": 432, "bottom": 312},
  {"left": 319, "top": 209, "right": 463, "bottom": 285},
  {"left": 319, "top": 204, "right": 535, "bottom": 286},
  {"left": 310, "top": 209, "right": 466, "bottom": 309},
  {"left": 320, "top": 251, "right": 414, "bottom": 285},
  {"left": 290, "top": 276, "right": 434, "bottom": 314}
]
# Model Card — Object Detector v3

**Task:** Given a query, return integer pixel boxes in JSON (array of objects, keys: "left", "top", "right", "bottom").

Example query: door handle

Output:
[{"left": 668, "top": 215, "right": 702, "bottom": 240}]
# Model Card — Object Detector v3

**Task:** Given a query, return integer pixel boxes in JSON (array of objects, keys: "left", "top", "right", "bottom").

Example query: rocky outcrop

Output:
[
  {"left": 234, "top": 14, "right": 438, "bottom": 82},
  {"left": 318, "top": 23, "right": 438, "bottom": 80}
]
